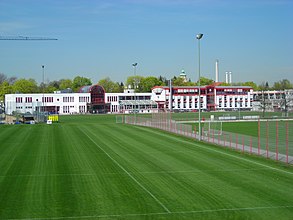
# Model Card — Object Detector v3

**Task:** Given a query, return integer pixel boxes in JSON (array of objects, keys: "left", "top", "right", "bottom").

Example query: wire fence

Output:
[{"left": 120, "top": 113, "right": 293, "bottom": 164}]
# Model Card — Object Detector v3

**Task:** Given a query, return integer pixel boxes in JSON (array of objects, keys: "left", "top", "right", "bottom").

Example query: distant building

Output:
[
  {"left": 179, "top": 69, "right": 187, "bottom": 82},
  {"left": 151, "top": 84, "right": 254, "bottom": 111},
  {"left": 5, "top": 92, "right": 90, "bottom": 115},
  {"left": 4, "top": 85, "right": 158, "bottom": 115},
  {"left": 105, "top": 88, "right": 158, "bottom": 114},
  {"left": 252, "top": 89, "right": 293, "bottom": 112}
]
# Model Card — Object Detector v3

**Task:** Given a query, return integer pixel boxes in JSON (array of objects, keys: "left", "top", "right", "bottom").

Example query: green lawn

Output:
[
  {"left": 0, "top": 115, "right": 293, "bottom": 219},
  {"left": 222, "top": 121, "right": 258, "bottom": 137}
]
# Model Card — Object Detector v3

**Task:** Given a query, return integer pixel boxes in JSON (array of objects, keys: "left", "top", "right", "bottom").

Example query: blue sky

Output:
[{"left": 0, "top": 0, "right": 292, "bottom": 86}]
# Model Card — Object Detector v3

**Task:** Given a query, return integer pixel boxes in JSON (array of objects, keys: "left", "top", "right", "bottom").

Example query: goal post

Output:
[
  {"left": 203, "top": 120, "right": 223, "bottom": 136},
  {"left": 116, "top": 115, "right": 124, "bottom": 123}
]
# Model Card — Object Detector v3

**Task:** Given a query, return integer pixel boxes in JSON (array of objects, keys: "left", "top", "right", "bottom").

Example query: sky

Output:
[{"left": 0, "top": 0, "right": 292, "bottom": 86}]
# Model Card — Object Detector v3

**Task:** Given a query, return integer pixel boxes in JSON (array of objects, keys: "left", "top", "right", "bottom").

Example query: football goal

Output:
[{"left": 203, "top": 120, "right": 223, "bottom": 136}]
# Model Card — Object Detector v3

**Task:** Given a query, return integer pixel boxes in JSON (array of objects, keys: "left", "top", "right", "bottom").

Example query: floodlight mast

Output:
[
  {"left": 132, "top": 63, "right": 138, "bottom": 120},
  {"left": 196, "top": 33, "right": 203, "bottom": 140}
]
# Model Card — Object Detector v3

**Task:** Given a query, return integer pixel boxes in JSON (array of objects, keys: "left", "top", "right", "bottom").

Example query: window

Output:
[
  {"left": 16, "top": 97, "right": 23, "bottom": 103},
  {"left": 25, "top": 97, "right": 32, "bottom": 103}
]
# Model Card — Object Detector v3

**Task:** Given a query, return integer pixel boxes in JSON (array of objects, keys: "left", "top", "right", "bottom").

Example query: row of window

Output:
[
  {"left": 63, "top": 106, "right": 75, "bottom": 113},
  {"left": 63, "top": 97, "right": 74, "bottom": 102},
  {"left": 15, "top": 96, "right": 89, "bottom": 103},
  {"left": 108, "top": 96, "right": 118, "bottom": 102},
  {"left": 79, "top": 97, "right": 90, "bottom": 103},
  {"left": 218, "top": 103, "right": 249, "bottom": 108}
]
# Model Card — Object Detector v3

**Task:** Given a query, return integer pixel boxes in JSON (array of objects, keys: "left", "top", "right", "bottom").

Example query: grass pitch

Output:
[{"left": 0, "top": 115, "right": 293, "bottom": 219}]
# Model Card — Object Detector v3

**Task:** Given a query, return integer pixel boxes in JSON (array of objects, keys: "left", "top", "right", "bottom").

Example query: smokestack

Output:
[
  {"left": 215, "top": 59, "right": 219, "bottom": 82},
  {"left": 229, "top": 72, "right": 232, "bottom": 84},
  {"left": 225, "top": 71, "right": 229, "bottom": 83},
  {"left": 169, "top": 79, "right": 172, "bottom": 111}
]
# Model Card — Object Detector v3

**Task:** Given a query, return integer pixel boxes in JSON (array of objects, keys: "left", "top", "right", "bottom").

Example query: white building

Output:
[
  {"left": 5, "top": 92, "right": 90, "bottom": 115},
  {"left": 4, "top": 87, "right": 158, "bottom": 115},
  {"left": 105, "top": 88, "right": 158, "bottom": 114},
  {"left": 151, "top": 84, "right": 253, "bottom": 111},
  {"left": 252, "top": 89, "right": 293, "bottom": 112}
]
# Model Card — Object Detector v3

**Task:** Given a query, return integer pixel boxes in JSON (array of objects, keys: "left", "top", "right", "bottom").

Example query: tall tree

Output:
[
  {"left": 140, "top": 76, "right": 162, "bottom": 92},
  {"left": 258, "top": 81, "right": 270, "bottom": 91},
  {"left": 241, "top": 81, "right": 258, "bottom": 90},
  {"left": 0, "top": 81, "right": 13, "bottom": 101},
  {"left": 72, "top": 76, "right": 92, "bottom": 92},
  {"left": 12, "top": 78, "right": 38, "bottom": 93},
  {"left": 98, "top": 77, "right": 123, "bottom": 93},
  {"left": 59, "top": 79, "right": 73, "bottom": 90},
  {"left": 197, "top": 77, "right": 214, "bottom": 86},
  {"left": 273, "top": 79, "right": 292, "bottom": 90},
  {"left": 126, "top": 75, "right": 144, "bottom": 92},
  {"left": 0, "top": 73, "right": 7, "bottom": 84}
]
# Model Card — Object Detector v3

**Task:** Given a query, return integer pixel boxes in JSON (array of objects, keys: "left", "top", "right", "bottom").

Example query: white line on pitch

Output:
[
  {"left": 4, "top": 205, "right": 293, "bottom": 220},
  {"left": 81, "top": 129, "right": 171, "bottom": 214}
]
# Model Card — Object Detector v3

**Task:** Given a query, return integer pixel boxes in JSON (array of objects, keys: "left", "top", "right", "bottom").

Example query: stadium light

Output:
[
  {"left": 42, "top": 65, "right": 45, "bottom": 114},
  {"left": 196, "top": 33, "right": 203, "bottom": 140},
  {"left": 132, "top": 63, "right": 138, "bottom": 118}
]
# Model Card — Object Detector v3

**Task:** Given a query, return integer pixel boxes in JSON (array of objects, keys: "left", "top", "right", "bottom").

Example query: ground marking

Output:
[
  {"left": 80, "top": 128, "right": 171, "bottom": 214},
  {"left": 4, "top": 205, "right": 293, "bottom": 220}
]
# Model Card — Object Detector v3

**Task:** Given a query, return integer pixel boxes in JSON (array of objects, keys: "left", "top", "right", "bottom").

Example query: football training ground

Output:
[{"left": 0, "top": 115, "right": 293, "bottom": 219}]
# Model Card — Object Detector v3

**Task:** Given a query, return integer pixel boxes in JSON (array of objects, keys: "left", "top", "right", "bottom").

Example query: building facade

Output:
[
  {"left": 151, "top": 85, "right": 254, "bottom": 112},
  {"left": 5, "top": 92, "right": 90, "bottom": 115},
  {"left": 105, "top": 88, "right": 158, "bottom": 114},
  {"left": 252, "top": 89, "right": 293, "bottom": 113},
  {"left": 4, "top": 86, "right": 158, "bottom": 115}
]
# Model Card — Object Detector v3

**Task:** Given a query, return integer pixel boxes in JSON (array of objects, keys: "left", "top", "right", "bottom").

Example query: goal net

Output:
[
  {"left": 203, "top": 121, "right": 223, "bottom": 136},
  {"left": 116, "top": 115, "right": 124, "bottom": 123}
]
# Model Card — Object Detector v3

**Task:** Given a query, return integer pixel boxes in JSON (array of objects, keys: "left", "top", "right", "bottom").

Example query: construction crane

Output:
[{"left": 0, "top": 35, "right": 57, "bottom": 40}]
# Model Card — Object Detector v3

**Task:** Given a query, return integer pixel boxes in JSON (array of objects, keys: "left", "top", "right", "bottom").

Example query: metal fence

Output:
[{"left": 122, "top": 113, "right": 293, "bottom": 164}]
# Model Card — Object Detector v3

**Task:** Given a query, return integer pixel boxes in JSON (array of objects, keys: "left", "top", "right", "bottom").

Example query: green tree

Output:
[
  {"left": 173, "top": 77, "right": 186, "bottom": 86},
  {"left": 59, "top": 79, "right": 73, "bottom": 90},
  {"left": 140, "top": 76, "right": 162, "bottom": 92},
  {"left": 98, "top": 77, "right": 123, "bottom": 93},
  {"left": 273, "top": 79, "right": 292, "bottom": 90},
  {"left": 72, "top": 76, "right": 92, "bottom": 92},
  {"left": 0, "top": 81, "right": 13, "bottom": 101},
  {"left": 197, "top": 77, "right": 214, "bottom": 86},
  {"left": 12, "top": 78, "right": 38, "bottom": 93},
  {"left": 126, "top": 75, "right": 144, "bottom": 92},
  {"left": 258, "top": 81, "right": 270, "bottom": 91},
  {"left": 158, "top": 75, "right": 168, "bottom": 86},
  {"left": 241, "top": 81, "right": 258, "bottom": 90},
  {"left": 45, "top": 80, "right": 61, "bottom": 93}
]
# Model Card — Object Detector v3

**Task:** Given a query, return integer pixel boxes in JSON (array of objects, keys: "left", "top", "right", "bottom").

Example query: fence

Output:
[
  {"left": 120, "top": 113, "right": 293, "bottom": 164},
  {"left": 122, "top": 112, "right": 197, "bottom": 139}
]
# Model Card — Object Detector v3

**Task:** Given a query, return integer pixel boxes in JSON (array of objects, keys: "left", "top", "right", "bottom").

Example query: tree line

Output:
[{"left": 0, "top": 72, "right": 292, "bottom": 101}]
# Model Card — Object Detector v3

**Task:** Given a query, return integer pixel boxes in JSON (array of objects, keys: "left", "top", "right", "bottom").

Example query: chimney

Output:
[
  {"left": 215, "top": 59, "right": 219, "bottom": 82},
  {"left": 169, "top": 79, "right": 172, "bottom": 111},
  {"left": 229, "top": 72, "right": 232, "bottom": 84}
]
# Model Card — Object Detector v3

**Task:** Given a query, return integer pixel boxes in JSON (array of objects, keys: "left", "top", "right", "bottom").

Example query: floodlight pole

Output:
[
  {"left": 196, "top": 33, "right": 203, "bottom": 140},
  {"left": 132, "top": 63, "right": 138, "bottom": 122},
  {"left": 42, "top": 65, "right": 45, "bottom": 114}
]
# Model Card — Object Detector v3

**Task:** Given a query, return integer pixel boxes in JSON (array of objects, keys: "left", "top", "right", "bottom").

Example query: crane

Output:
[{"left": 0, "top": 35, "right": 57, "bottom": 40}]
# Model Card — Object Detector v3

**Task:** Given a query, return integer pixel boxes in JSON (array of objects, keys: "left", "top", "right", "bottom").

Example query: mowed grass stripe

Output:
[
  {"left": 78, "top": 126, "right": 171, "bottom": 213},
  {"left": 77, "top": 123, "right": 293, "bottom": 216},
  {"left": 1, "top": 118, "right": 293, "bottom": 219},
  {"left": 0, "top": 124, "right": 169, "bottom": 218}
]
